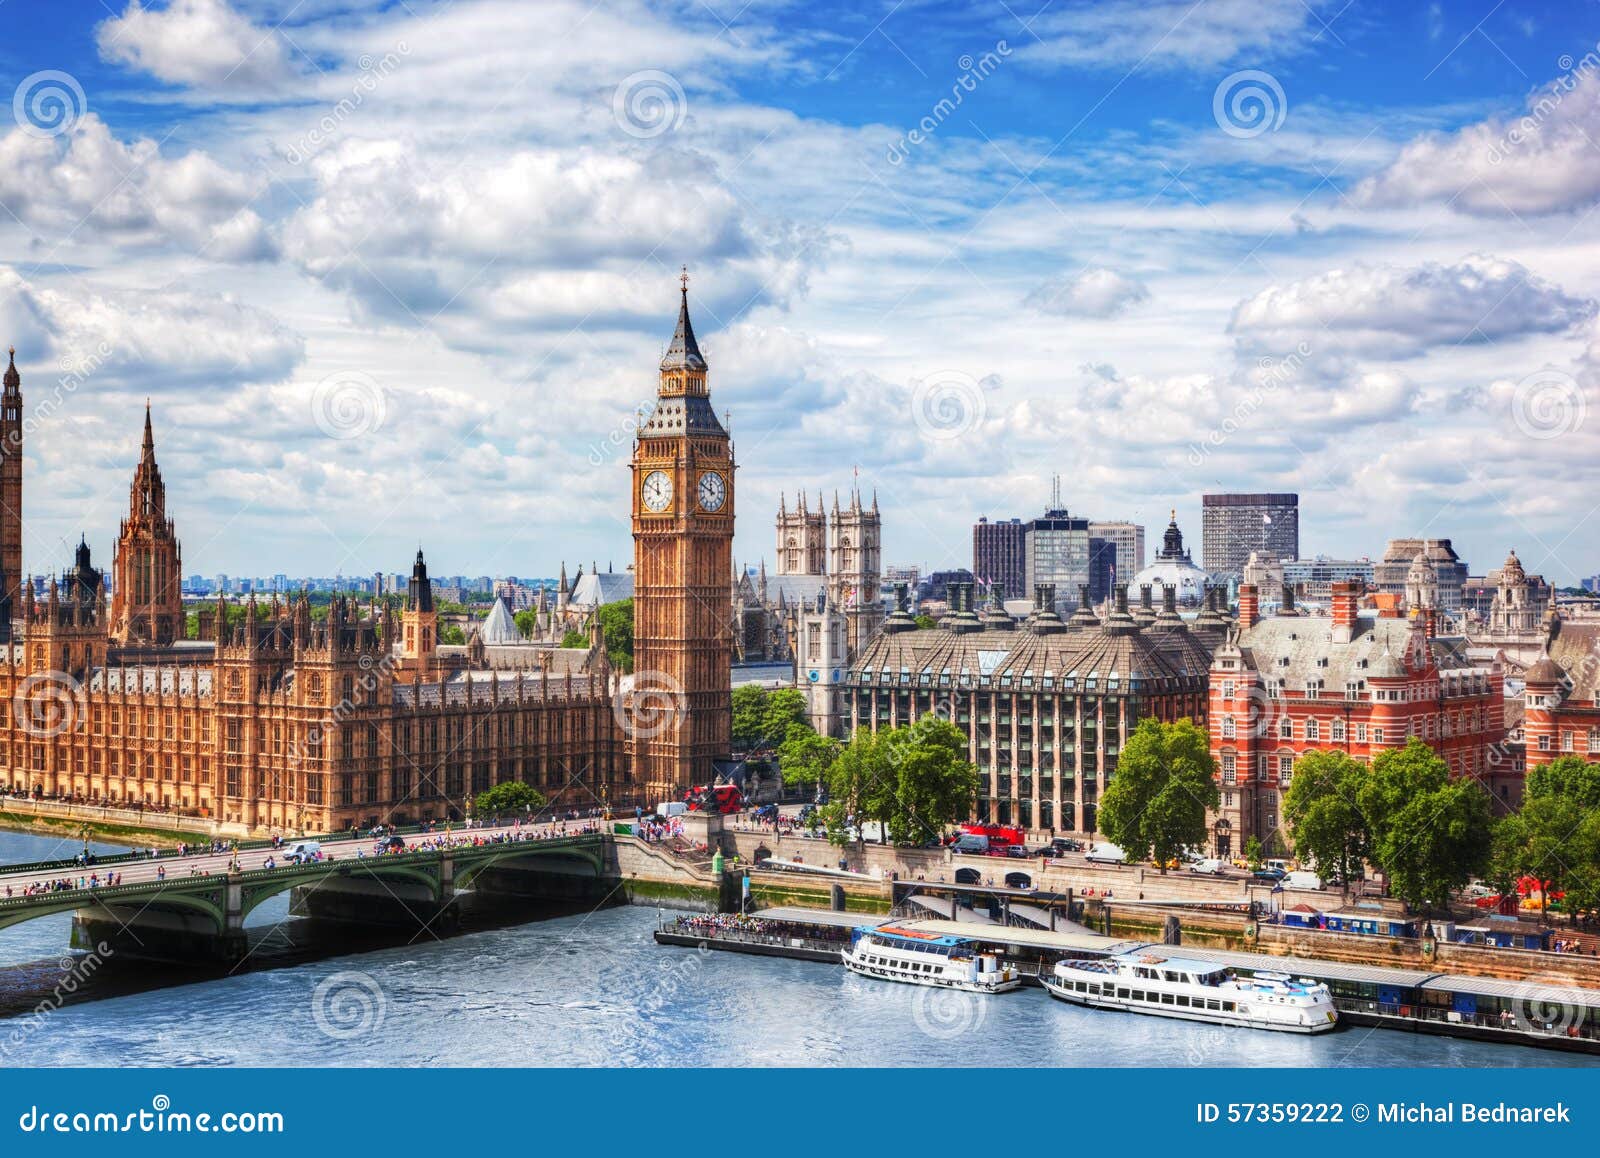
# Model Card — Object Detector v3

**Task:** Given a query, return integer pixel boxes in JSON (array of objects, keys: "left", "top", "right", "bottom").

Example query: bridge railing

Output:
[{"left": 0, "top": 831, "right": 610, "bottom": 910}]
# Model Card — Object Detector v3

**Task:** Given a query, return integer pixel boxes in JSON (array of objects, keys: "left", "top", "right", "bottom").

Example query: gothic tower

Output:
[
  {"left": 110, "top": 404, "right": 184, "bottom": 645},
  {"left": 400, "top": 548, "right": 438, "bottom": 668},
  {"left": 629, "top": 273, "right": 735, "bottom": 800},
  {"left": 827, "top": 482, "right": 882, "bottom": 653},
  {"left": 776, "top": 491, "right": 825, "bottom": 576},
  {"left": 1, "top": 349, "right": 22, "bottom": 624}
]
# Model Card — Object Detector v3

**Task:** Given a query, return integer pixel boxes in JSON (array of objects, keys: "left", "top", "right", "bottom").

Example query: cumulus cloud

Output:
[
  {"left": 282, "top": 141, "right": 828, "bottom": 336},
  {"left": 0, "top": 266, "right": 304, "bottom": 391},
  {"left": 96, "top": 0, "right": 294, "bottom": 92},
  {"left": 0, "top": 115, "right": 274, "bottom": 259},
  {"left": 1023, "top": 0, "right": 1327, "bottom": 70},
  {"left": 1228, "top": 255, "right": 1595, "bottom": 360},
  {"left": 1024, "top": 267, "right": 1149, "bottom": 318},
  {"left": 1355, "top": 64, "right": 1600, "bottom": 216}
]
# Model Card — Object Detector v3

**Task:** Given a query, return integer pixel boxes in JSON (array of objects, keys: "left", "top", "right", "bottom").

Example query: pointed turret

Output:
[
  {"left": 659, "top": 269, "right": 707, "bottom": 373},
  {"left": 3, "top": 346, "right": 18, "bottom": 393}
]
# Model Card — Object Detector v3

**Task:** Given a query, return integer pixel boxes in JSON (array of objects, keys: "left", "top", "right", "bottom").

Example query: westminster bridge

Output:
[{"left": 0, "top": 823, "right": 623, "bottom": 962}]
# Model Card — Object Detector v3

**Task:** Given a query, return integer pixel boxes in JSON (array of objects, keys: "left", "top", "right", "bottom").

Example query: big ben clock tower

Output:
[{"left": 628, "top": 272, "right": 734, "bottom": 802}]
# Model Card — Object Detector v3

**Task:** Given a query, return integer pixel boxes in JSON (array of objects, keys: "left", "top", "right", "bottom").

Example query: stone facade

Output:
[
  {"left": 1207, "top": 581, "right": 1509, "bottom": 857},
  {"left": 849, "top": 582, "right": 1217, "bottom": 834},
  {"left": 0, "top": 285, "right": 733, "bottom": 830}
]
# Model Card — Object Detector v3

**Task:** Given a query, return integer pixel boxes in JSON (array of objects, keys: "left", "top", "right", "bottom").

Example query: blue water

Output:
[{"left": 0, "top": 830, "right": 1591, "bottom": 1067}]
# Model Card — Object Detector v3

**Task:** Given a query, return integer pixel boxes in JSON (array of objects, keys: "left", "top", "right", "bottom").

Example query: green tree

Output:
[
  {"left": 595, "top": 598, "right": 634, "bottom": 672},
  {"left": 1096, "top": 718, "right": 1219, "bottom": 873},
  {"left": 731, "top": 685, "right": 769, "bottom": 750},
  {"left": 1283, "top": 749, "right": 1370, "bottom": 891},
  {"left": 1358, "top": 739, "right": 1491, "bottom": 912},
  {"left": 439, "top": 623, "right": 466, "bottom": 645},
  {"left": 914, "top": 614, "right": 937, "bottom": 630},
  {"left": 816, "top": 719, "right": 978, "bottom": 847},
  {"left": 778, "top": 724, "right": 842, "bottom": 796},
  {"left": 878, "top": 717, "right": 980, "bottom": 846},
  {"left": 732, "top": 686, "right": 812, "bottom": 752},
  {"left": 1244, "top": 835, "right": 1264, "bottom": 871},
  {"left": 560, "top": 629, "right": 588, "bottom": 649},
  {"left": 513, "top": 609, "right": 537, "bottom": 639},
  {"left": 1526, "top": 754, "right": 1600, "bottom": 809},
  {"left": 474, "top": 781, "right": 546, "bottom": 817}
]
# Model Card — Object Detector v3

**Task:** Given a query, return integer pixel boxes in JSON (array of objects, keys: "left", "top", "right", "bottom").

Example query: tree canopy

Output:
[
  {"left": 1357, "top": 739, "right": 1492, "bottom": 912},
  {"left": 1096, "top": 718, "right": 1219, "bottom": 873},
  {"left": 473, "top": 781, "right": 546, "bottom": 817},
  {"left": 595, "top": 598, "right": 634, "bottom": 672},
  {"left": 731, "top": 686, "right": 811, "bottom": 752},
  {"left": 1283, "top": 749, "right": 1370, "bottom": 889},
  {"left": 815, "top": 717, "right": 978, "bottom": 847}
]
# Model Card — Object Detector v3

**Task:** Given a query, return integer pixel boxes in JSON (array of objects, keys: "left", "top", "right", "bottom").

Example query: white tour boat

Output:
[
  {"left": 1043, "top": 952, "right": 1339, "bottom": 1034},
  {"left": 842, "top": 925, "right": 1022, "bottom": 993}
]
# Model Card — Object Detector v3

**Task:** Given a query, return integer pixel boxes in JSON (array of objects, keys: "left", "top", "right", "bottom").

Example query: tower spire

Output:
[
  {"left": 142, "top": 399, "right": 154, "bottom": 462},
  {"left": 659, "top": 267, "right": 706, "bottom": 373}
]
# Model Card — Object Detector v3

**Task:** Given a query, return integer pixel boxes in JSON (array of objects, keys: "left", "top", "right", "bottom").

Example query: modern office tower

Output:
[{"left": 1201, "top": 493, "right": 1299, "bottom": 575}]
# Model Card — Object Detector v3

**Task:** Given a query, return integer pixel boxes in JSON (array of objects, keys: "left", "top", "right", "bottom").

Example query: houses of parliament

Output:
[{"left": 0, "top": 282, "right": 733, "bottom": 831}]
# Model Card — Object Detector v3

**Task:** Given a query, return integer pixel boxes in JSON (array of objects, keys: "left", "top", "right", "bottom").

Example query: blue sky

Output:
[{"left": 0, "top": 0, "right": 1597, "bottom": 584}]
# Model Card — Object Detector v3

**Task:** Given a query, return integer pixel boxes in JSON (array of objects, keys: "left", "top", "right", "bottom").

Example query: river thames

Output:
[{"left": 0, "top": 830, "right": 1592, "bottom": 1068}]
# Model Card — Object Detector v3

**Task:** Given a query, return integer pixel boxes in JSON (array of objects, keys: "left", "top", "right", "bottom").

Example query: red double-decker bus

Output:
[
  {"left": 683, "top": 784, "right": 744, "bottom": 814},
  {"left": 959, "top": 822, "right": 1026, "bottom": 847}
]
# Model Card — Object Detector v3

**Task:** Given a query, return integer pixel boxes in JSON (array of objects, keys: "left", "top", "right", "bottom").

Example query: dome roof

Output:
[
  {"left": 1525, "top": 655, "right": 1566, "bottom": 685},
  {"left": 1502, "top": 549, "right": 1526, "bottom": 584}
]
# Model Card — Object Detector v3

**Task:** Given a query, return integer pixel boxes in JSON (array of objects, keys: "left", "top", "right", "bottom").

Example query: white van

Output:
[
  {"left": 284, "top": 841, "right": 322, "bottom": 864},
  {"left": 1188, "top": 857, "right": 1227, "bottom": 875},
  {"left": 1282, "top": 870, "right": 1324, "bottom": 891},
  {"left": 1085, "top": 842, "right": 1127, "bottom": 865},
  {"left": 656, "top": 801, "right": 687, "bottom": 819}
]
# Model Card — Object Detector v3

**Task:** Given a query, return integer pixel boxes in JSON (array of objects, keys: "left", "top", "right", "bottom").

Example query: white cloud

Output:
[
  {"left": 281, "top": 140, "right": 828, "bottom": 337},
  {"left": 96, "top": 0, "right": 294, "bottom": 92},
  {"left": 0, "top": 266, "right": 304, "bottom": 391},
  {"left": 1023, "top": 0, "right": 1327, "bottom": 70},
  {"left": 1025, "top": 267, "right": 1149, "bottom": 318},
  {"left": 1228, "top": 255, "right": 1595, "bottom": 359},
  {"left": 1355, "top": 64, "right": 1600, "bottom": 216},
  {"left": 0, "top": 115, "right": 273, "bottom": 259}
]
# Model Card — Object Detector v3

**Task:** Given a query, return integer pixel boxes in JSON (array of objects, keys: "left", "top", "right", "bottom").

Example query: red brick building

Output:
[
  {"left": 1523, "top": 619, "right": 1600, "bottom": 768},
  {"left": 1206, "top": 580, "right": 1507, "bottom": 857}
]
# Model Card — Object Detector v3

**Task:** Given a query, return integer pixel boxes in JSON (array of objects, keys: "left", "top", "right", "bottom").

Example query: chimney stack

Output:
[
  {"left": 1238, "top": 583, "right": 1259, "bottom": 629},
  {"left": 1331, "top": 580, "right": 1359, "bottom": 643}
]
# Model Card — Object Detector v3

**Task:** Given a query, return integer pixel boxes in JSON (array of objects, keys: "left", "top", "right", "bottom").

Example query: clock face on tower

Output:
[
  {"left": 642, "top": 469, "right": 673, "bottom": 513},
  {"left": 697, "top": 471, "right": 727, "bottom": 513}
]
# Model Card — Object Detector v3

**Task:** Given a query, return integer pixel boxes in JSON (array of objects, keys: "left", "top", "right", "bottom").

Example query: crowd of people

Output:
[{"left": 5, "top": 870, "right": 126, "bottom": 897}]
